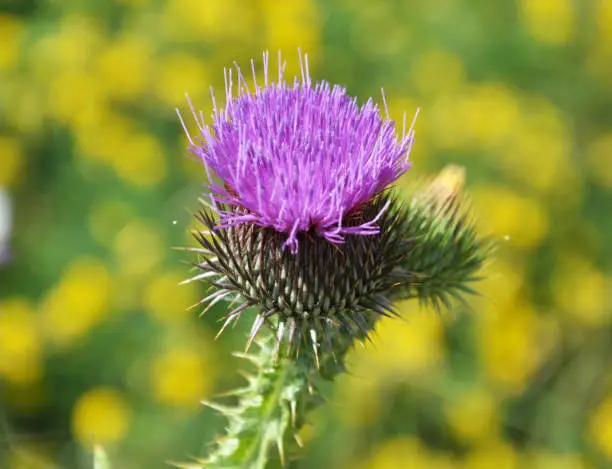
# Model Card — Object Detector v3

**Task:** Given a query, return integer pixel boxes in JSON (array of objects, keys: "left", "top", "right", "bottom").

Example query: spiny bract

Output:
[
  {"left": 186, "top": 194, "right": 413, "bottom": 359},
  {"left": 392, "top": 165, "right": 491, "bottom": 310}
]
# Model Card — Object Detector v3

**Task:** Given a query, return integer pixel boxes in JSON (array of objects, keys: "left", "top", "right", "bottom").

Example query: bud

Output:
[{"left": 394, "top": 164, "right": 490, "bottom": 309}]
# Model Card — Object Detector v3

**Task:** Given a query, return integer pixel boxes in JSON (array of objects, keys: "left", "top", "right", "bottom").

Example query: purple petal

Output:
[{"left": 180, "top": 51, "right": 417, "bottom": 251}]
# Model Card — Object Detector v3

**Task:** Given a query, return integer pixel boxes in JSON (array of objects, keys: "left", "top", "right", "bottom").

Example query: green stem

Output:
[
  {"left": 194, "top": 325, "right": 358, "bottom": 469},
  {"left": 195, "top": 333, "right": 306, "bottom": 469}
]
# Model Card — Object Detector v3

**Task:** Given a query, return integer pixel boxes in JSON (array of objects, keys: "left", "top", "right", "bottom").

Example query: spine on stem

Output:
[{"left": 190, "top": 329, "right": 357, "bottom": 469}]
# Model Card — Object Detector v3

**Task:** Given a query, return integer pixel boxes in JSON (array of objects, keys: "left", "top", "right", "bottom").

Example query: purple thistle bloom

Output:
[{"left": 179, "top": 51, "right": 416, "bottom": 252}]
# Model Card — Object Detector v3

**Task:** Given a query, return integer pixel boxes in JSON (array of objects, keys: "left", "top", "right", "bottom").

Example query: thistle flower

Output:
[
  {"left": 179, "top": 52, "right": 418, "bottom": 356},
  {"left": 176, "top": 54, "right": 490, "bottom": 468},
  {"left": 180, "top": 51, "right": 416, "bottom": 253}
]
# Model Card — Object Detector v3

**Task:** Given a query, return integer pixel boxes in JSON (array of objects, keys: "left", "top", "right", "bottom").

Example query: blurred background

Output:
[{"left": 1, "top": 0, "right": 612, "bottom": 468}]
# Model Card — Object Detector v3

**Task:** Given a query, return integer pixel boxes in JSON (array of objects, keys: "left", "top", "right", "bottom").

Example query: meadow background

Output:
[{"left": 1, "top": 0, "right": 612, "bottom": 468}]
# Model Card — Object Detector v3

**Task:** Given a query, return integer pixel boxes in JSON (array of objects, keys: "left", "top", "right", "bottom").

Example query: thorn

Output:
[
  {"left": 166, "top": 461, "right": 202, "bottom": 469},
  {"left": 237, "top": 369, "right": 254, "bottom": 383},
  {"left": 190, "top": 289, "right": 232, "bottom": 315},
  {"left": 215, "top": 315, "right": 237, "bottom": 340},
  {"left": 225, "top": 293, "right": 243, "bottom": 312},
  {"left": 213, "top": 386, "right": 249, "bottom": 398},
  {"left": 232, "top": 351, "right": 260, "bottom": 365},
  {"left": 287, "top": 318, "right": 297, "bottom": 356},
  {"left": 352, "top": 311, "right": 374, "bottom": 344},
  {"left": 276, "top": 434, "right": 286, "bottom": 467},
  {"left": 310, "top": 328, "right": 320, "bottom": 370},
  {"left": 294, "top": 323, "right": 303, "bottom": 358},
  {"left": 371, "top": 305, "right": 394, "bottom": 319},
  {"left": 290, "top": 400, "right": 297, "bottom": 427},
  {"left": 372, "top": 294, "right": 401, "bottom": 317},
  {"left": 179, "top": 270, "right": 217, "bottom": 286},
  {"left": 294, "top": 433, "right": 303, "bottom": 448},
  {"left": 337, "top": 313, "right": 361, "bottom": 344},
  {"left": 215, "top": 302, "right": 250, "bottom": 339},
  {"left": 186, "top": 289, "right": 221, "bottom": 310},
  {"left": 254, "top": 334, "right": 268, "bottom": 350},
  {"left": 274, "top": 321, "right": 285, "bottom": 360},
  {"left": 201, "top": 400, "right": 236, "bottom": 415},
  {"left": 171, "top": 245, "right": 213, "bottom": 253},
  {"left": 245, "top": 314, "right": 266, "bottom": 352}
]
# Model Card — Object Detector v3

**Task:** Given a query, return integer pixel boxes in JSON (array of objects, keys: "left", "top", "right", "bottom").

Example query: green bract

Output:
[{"left": 187, "top": 194, "right": 412, "bottom": 359}]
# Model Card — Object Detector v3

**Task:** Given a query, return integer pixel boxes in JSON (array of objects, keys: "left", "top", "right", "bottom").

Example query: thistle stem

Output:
[
  {"left": 200, "top": 332, "right": 307, "bottom": 469},
  {"left": 198, "top": 323, "right": 360, "bottom": 469}
]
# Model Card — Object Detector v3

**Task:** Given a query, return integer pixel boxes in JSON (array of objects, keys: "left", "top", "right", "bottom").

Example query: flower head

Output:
[
  {"left": 180, "top": 51, "right": 416, "bottom": 252},
  {"left": 187, "top": 193, "right": 413, "bottom": 358},
  {"left": 180, "top": 52, "right": 420, "bottom": 356}
]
